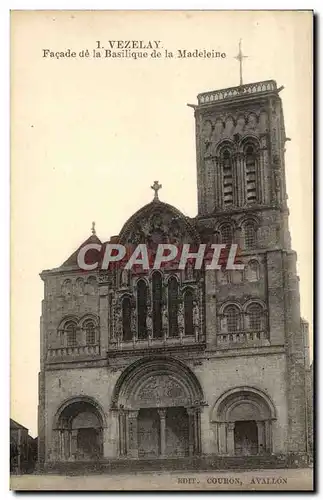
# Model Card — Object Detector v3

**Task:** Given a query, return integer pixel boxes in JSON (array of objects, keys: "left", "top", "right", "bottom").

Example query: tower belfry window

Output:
[
  {"left": 168, "top": 277, "right": 179, "bottom": 337},
  {"left": 245, "top": 223, "right": 256, "bottom": 249},
  {"left": 84, "top": 319, "right": 96, "bottom": 345},
  {"left": 247, "top": 303, "right": 263, "bottom": 331},
  {"left": 137, "top": 280, "right": 148, "bottom": 340},
  {"left": 245, "top": 145, "right": 257, "bottom": 203},
  {"left": 222, "top": 149, "right": 234, "bottom": 207},
  {"left": 65, "top": 321, "right": 77, "bottom": 347},
  {"left": 221, "top": 224, "right": 233, "bottom": 245},
  {"left": 152, "top": 272, "right": 163, "bottom": 338}
]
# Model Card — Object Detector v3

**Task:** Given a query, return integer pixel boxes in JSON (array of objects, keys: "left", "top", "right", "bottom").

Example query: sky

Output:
[{"left": 11, "top": 10, "right": 312, "bottom": 437}]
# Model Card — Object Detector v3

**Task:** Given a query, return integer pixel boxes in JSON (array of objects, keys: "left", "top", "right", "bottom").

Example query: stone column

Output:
[
  {"left": 214, "top": 156, "right": 219, "bottom": 210},
  {"left": 187, "top": 408, "right": 195, "bottom": 456},
  {"left": 195, "top": 408, "right": 202, "bottom": 455},
  {"left": 64, "top": 430, "right": 72, "bottom": 461},
  {"left": 118, "top": 411, "right": 127, "bottom": 457},
  {"left": 158, "top": 409, "right": 167, "bottom": 457},
  {"left": 227, "top": 422, "right": 235, "bottom": 455},
  {"left": 162, "top": 304, "right": 168, "bottom": 341},
  {"left": 127, "top": 410, "right": 139, "bottom": 458},
  {"left": 70, "top": 430, "right": 78, "bottom": 460},
  {"left": 57, "top": 430, "right": 62, "bottom": 460},
  {"left": 187, "top": 407, "right": 202, "bottom": 456},
  {"left": 256, "top": 421, "right": 265, "bottom": 454},
  {"left": 103, "top": 426, "right": 110, "bottom": 458},
  {"left": 99, "top": 286, "right": 110, "bottom": 351},
  {"left": 218, "top": 422, "right": 227, "bottom": 455},
  {"left": 59, "top": 430, "right": 66, "bottom": 460},
  {"left": 235, "top": 152, "right": 245, "bottom": 207},
  {"left": 103, "top": 411, "right": 119, "bottom": 459},
  {"left": 264, "top": 420, "right": 272, "bottom": 453},
  {"left": 200, "top": 409, "right": 214, "bottom": 455}
]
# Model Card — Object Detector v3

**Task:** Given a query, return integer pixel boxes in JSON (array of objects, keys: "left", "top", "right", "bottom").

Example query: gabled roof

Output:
[
  {"left": 60, "top": 233, "right": 102, "bottom": 269},
  {"left": 10, "top": 418, "right": 28, "bottom": 431}
]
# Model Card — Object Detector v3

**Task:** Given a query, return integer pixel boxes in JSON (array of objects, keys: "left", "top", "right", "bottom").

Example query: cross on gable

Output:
[{"left": 151, "top": 180, "right": 162, "bottom": 201}]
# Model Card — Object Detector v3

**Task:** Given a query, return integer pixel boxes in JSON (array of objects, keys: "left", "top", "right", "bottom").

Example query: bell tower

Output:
[
  {"left": 194, "top": 80, "right": 288, "bottom": 217},
  {"left": 192, "top": 79, "right": 308, "bottom": 455}
]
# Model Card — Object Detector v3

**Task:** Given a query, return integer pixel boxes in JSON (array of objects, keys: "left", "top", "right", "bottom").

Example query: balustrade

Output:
[
  {"left": 198, "top": 80, "right": 277, "bottom": 105},
  {"left": 47, "top": 344, "right": 100, "bottom": 359},
  {"left": 217, "top": 330, "right": 269, "bottom": 346}
]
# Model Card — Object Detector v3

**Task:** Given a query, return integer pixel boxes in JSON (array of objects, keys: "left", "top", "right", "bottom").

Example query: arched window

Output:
[
  {"left": 122, "top": 297, "right": 132, "bottom": 341},
  {"left": 75, "top": 278, "right": 84, "bottom": 295},
  {"left": 83, "top": 319, "right": 96, "bottom": 345},
  {"left": 224, "top": 305, "right": 240, "bottom": 333},
  {"left": 247, "top": 303, "right": 263, "bottom": 331},
  {"left": 168, "top": 276, "right": 179, "bottom": 337},
  {"left": 85, "top": 276, "right": 97, "bottom": 295},
  {"left": 152, "top": 272, "right": 163, "bottom": 338},
  {"left": 245, "top": 222, "right": 256, "bottom": 249},
  {"left": 65, "top": 321, "right": 77, "bottom": 346},
  {"left": 245, "top": 145, "right": 257, "bottom": 204},
  {"left": 184, "top": 289, "right": 194, "bottom": 336},
  {"left": 221, "top": 149, "right": 234, "bottom": 206},
  {"left": 220, "top": 224, "right": 233, "bottom": 244},
  {"left": 246, "top": 260, "right": 260, "bottom": 282},
  {"left": 62, "top": 279, "right": 72, "bottom": 296},
  {"left": 218, "top": 269, "right": 231, "bottom": 285},
  {"left": 137, "top": 280, "right": 148, "bottom": 339}
]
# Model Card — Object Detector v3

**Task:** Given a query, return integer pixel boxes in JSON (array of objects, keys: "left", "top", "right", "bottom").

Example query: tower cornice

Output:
[{"left": 197, "top": 80, "right": 279, "bottom": 108}]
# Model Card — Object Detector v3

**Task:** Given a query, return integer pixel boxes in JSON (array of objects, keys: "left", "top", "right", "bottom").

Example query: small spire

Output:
[
  {"left": 91, "top": 221, "right": 96, "bottom": 235},
  {"left": 151, "top": 180, "right": 162, "bottom": 201}
]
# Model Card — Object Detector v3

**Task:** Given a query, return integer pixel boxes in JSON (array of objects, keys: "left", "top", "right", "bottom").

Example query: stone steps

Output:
[{"left": 42, "top": 454, "right": 309, "bottom": 475}]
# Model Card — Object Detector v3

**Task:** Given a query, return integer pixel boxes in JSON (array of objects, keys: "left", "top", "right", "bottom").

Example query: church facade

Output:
[{"left": 38, "top": 79, "right": 311, "bottom": 467}]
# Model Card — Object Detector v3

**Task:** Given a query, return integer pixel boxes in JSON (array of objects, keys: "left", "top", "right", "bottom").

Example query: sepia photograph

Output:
[{"left": 10, "top": 9, "right": 313, "bottom": 491}]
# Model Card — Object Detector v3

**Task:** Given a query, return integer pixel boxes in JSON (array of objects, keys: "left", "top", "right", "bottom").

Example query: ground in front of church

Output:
[{"left": 10, "top": 467, "right": 313, "bottom": 491}]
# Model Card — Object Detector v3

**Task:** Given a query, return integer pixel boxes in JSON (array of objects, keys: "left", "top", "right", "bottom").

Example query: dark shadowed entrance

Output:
[
  {"left": 234, "top": 420, "right": 258, "bottom": 455},
  {"left": 76, "top": 428, "right": 101, "bottom": 460},
  {"left": 166, "top": 407, "right": 189, "bottom": 457},
  {"left": 138, "top": 409, "right": 160, "bottom": 458}
]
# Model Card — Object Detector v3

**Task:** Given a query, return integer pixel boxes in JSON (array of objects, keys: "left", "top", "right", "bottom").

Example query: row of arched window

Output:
[
  {"left": 61, "top": 277, "right": 98, "bottom": 297},
  {"left": 220, "top": 302, "right": 266, "bottom": 334},
  {"left": 216, "top": 220, "right": 257, "bottom": 249},
  {"left": 220, "top": 142, "right": 260, "bottom": 208},
  {"left": 58, "top": 317, "right": 99, "bottom": 347},
  {"left": 120, "top": 273, "right": 198, "bottom": 342}
]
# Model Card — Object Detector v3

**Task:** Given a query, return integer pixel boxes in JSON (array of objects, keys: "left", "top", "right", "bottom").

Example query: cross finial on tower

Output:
[
  {"left": 91, "top": 221, "right": 96, "bottom": 235},
  {"left": 151, "top": 180, "right": 162, "bottom": 201},
  {"left": 234, "top": 39, "right": 248, "bottom": 86}
]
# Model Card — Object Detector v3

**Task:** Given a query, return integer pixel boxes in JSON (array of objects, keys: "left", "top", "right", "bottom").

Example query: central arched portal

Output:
[{"left": 112, "top": 357, "right": 204, "bottom": 458}]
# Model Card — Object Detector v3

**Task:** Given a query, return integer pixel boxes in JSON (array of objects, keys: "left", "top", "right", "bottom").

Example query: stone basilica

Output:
[{"left": 38, "top": 79, "right": 311, "bottom": 469}]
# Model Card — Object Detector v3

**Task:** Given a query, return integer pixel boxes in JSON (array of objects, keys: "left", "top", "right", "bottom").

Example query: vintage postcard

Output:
[{"left": 10, "top": 10, "right": 313, "bottom": 491}]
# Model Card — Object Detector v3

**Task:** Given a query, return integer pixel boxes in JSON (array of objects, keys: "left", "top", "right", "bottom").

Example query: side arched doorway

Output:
[
  {"left": 211, "top": 387, "right": 276, "bottom": 456},
  {"left": 111, "top": 357, "right": 205, "bottom": 458},
  {"left": 53, "top": 397, "right": 105, "bottom": 461}
]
